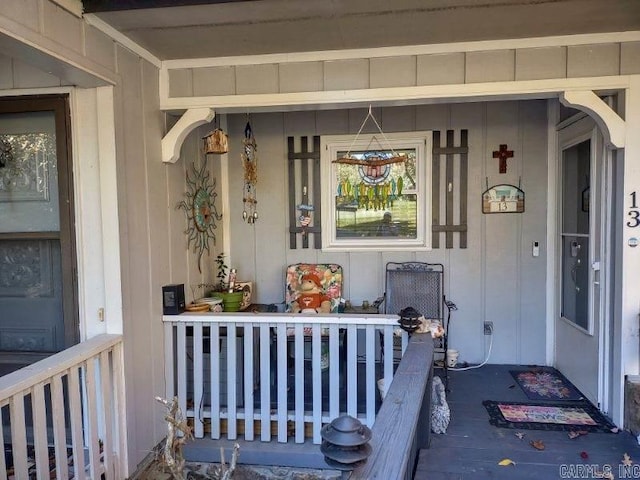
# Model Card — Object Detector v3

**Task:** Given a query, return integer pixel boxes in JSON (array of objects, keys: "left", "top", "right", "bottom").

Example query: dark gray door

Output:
[{"left": 0, "top": 96, "right": 78, "bottom": 375}]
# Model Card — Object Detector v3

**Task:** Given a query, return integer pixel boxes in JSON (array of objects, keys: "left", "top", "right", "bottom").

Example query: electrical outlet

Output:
[{"left": 484, "top": 321, "right": 493, "bottom": 335}]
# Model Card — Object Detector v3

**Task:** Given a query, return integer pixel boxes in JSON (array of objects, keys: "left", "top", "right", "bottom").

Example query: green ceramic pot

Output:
[{"left": 212, "top": 291, "right": 244, "bottom": 312}]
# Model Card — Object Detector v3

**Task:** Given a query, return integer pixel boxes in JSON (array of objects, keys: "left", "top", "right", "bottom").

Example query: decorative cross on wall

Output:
[{"left": 492, "top": 144, "right": 514, "bottom": 174}]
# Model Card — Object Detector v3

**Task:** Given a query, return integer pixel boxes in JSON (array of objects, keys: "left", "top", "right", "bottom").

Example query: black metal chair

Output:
[{"left": 381, "top": 262, "right": 457, "bottom": 385}]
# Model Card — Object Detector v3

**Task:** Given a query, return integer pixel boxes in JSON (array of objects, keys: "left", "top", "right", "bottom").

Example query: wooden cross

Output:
[{"left": 493, "top": 144, "right": 514, "bottom": 174}]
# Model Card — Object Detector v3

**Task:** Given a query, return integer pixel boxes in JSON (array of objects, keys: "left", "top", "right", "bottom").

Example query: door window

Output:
[{"left": 561, "top": 139, "right": 591, "bottom": 331}]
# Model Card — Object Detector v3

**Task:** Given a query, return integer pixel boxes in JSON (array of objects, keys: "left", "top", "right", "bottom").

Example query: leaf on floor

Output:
[
  {"left": 498, "top": 458, "right": 516, "bottom": 466},
  {"left": 611, "top": 427, "right": 620, "bottom": 433},
  {"left": 568, "top": 430, "right": 588, "bottom": 439},
  {"left": 515, "top": 432, "right": 525, "bottom": 440},
  {"left": 623, "top": 453, "right": 633, "bottom": 466},
  {"left": 530, "top": 440, "right": 545, "bottom": 450},
  {"left": 580, "top": 451, "right": 589, "bottom": 460},
  {"left": 508, "top": 384, "right": 515, "bottom": 389}
]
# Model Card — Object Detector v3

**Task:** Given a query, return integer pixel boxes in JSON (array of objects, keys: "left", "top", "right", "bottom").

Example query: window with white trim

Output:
[{"left": 320, "top": 132, "right": 432, "bottom": 251}]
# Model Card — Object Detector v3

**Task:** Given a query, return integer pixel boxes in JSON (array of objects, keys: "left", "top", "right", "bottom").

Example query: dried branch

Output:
[
  {"left": 156, "top": 396, "right": 193, "bottom": 480},
  {"left": 208, "top": 443, "right": 240, "bottom": 480}
]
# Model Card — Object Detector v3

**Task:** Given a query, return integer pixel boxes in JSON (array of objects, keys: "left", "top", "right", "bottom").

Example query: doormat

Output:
[
  {"left": 509, "top": 368, "right": 584, "bottom": 401},
  {"left": 482, "top": 400, "right": 617, "bottom": 432}
]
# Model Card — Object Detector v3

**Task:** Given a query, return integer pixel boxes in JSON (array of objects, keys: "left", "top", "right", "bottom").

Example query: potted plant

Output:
[{"left": 207, "top": 253, "right": 245, "bottom": 312}]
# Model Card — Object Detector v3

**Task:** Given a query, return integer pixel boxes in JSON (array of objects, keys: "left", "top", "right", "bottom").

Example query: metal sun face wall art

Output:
[{"left": 177, "top": 162, "right": 222, "bottom": 273}]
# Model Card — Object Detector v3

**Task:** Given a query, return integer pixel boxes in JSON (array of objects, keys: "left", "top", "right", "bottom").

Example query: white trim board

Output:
[
  {"left": 162, "top": 31, "right": 640, "bottom": 69},
  {"left": 160, "top": 76, "right": 632, "bottom": 113}
]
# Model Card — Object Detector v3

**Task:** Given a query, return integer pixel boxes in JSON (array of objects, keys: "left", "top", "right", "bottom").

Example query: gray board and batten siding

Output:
[
  {"left": 217, "top": 100, "right": 549, "bottom": 369},
  {"left": 2, "top": 2, "right": 176, "bottom": 473}
]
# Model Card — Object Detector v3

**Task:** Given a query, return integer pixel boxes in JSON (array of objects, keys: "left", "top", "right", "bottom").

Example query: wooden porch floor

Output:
[{"left": 416, "top": 365, "right": 640, "bottom": 479}]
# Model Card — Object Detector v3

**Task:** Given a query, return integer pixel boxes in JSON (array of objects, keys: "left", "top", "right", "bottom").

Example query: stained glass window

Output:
[{"left": 321, "top": 132, "right": 432, "bottom": 251}]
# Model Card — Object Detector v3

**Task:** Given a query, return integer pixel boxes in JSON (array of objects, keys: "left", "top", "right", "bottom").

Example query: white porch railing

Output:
[
  {"left": 163, "top": 313, "right": 407, "bottom": 445},
  {"left": 0, "top": 334, "right": 126, "bottom": 480}
]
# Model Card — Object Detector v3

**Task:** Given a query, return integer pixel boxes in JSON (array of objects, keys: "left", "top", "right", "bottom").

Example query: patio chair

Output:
[
  {"left": 284, "top": 263, "right": 344, "bottom": 365},
  {"left": 285, "top": 263, "right": 343, "bottom": 314},
  {"left": 381, "top": 262, "right": 457, "bottom": 384}
]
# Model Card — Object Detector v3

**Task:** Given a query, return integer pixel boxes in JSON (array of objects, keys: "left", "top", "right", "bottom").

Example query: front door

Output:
[
  {"left": 555, "top": 115, "right": 608, "bottom": 406},
  {"left": 0, "top": 95, "right": 78, "bottom": 375}
]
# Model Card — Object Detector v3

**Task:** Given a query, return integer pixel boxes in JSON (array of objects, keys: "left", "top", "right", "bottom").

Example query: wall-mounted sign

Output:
[{"left": 482, "top": 184, "right": 525, "bottom": 214}]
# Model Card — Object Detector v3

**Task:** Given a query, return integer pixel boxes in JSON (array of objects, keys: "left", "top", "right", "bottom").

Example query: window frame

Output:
[{"left": 320, "top": 131, "right": 432, "bottom": 251}]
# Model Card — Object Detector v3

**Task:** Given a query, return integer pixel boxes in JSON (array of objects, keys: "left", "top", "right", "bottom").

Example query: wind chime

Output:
[
  {"left": 333, "top": 106, "right": 408, "bottom": 210},
  {"left": 242, "top": 120, "right": 258, "bottom": 223}
]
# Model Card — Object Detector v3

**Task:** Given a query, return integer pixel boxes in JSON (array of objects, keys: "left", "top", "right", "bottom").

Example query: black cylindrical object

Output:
[{"left": 321, "top": 415, "right": 372, "bottom": 472}]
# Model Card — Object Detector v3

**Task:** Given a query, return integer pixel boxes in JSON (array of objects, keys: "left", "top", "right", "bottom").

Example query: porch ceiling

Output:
[{"left": 84, "top": 0, "right": 640, "bottom": 61}]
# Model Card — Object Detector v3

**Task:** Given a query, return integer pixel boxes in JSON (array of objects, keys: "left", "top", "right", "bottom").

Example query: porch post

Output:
[{"left": 616, "top": 75, "right": 640, "bottom": 427}]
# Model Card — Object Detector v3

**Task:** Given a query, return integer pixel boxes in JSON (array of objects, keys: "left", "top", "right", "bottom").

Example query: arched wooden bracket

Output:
[
  {"left": 560, "top": 91, "right": 625, "bottom": 149},
  {"left": 162, "top": 108, "right": 215, "bottom": 163}
]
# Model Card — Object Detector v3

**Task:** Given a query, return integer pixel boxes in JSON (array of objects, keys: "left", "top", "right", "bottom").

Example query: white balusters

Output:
[
  {"left": 0, "top": 334, "right": 125, "bottom": 479},
  {"left": 243, "top": 323, "right": 254, "bottom": 441},
  {"left": 164, "top": 314, "right": 406, "bottom": 446}
]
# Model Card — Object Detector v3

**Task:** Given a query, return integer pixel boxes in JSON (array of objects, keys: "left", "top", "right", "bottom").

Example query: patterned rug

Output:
[
  {"left": 482, "top": 400, "right": 617, "bottom": 432},
  {"left": 510, "top": 368, "right": 584, "bottom": 401}
]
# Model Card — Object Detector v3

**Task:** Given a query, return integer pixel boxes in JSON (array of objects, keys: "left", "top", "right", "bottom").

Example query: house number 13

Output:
[{"left": 628, "top": 192, "right": 640, "bottom": 228}]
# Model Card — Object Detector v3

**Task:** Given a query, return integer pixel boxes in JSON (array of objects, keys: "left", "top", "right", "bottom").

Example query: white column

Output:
[{"left": 616, "top": 75, "right": 640, "bottom": 427}]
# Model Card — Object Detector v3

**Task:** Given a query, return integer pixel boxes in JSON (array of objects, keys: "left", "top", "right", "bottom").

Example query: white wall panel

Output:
[
  {"left": 482, "top": 102, "right": 521, "bottom": 364},
  {"left": 0, "top": 0, "right": 39, "bottom": 31},
  {"left": 84, "top": 25, "right": 116, "bottom": 71},
  {"left": 193, "top": 66, "right": 235, "bottom": 96},
  {"left": 516, "top": 46, "right": 567, "bottom": 81},
  {"left": 12, "top": 58, "right": 62, "bottom": 88},
  {"left": 621, "top": 42, "right": 640, "bottom": 75},
  {"left": 168, "top": 69, "right": 192, "bottom": 98},
  {"left": 0, "top": 55, "right": 14, "bottom": 89},
  {"left": 446, "top": 102, "right": 486, "bottom": 365},
  {"left": 42, "top": 1, "right": 83, "bottom": 54},
  {"left": 236, "top": 64, "right": 279, "bottom": 95},
  {"left": 466, "top": 50, "right": 516, "bottom": 83},
  {"left": 370, "top": 56, "right": 416, "bottom": 88},
  {"left": 324, "top": 59, "right": 369, "bottom": 91},
  {"left": 567, "top": 44, "right": 620, "bottom": 78},
  {"left": 416, "top": 53, "right": 465, "bottom": 86},
  {"left": 141, "top": 59, "right": 168, "bottom": 438},
  {"left": 280, "top": 62, "right": 324, "bottom": 93},
  {"left": 518, "top": 100, "right": 548, "bottom": 365}
]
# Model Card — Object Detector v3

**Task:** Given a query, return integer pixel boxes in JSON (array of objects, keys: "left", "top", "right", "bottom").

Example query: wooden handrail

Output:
[
  {"left": 0, "top": 333, "right": 122, "bottom": 400},
  {"left": 0, "top": 333, "right": 127, "bottom": 478},
  {"left": 351, "top": 333, "right": 434, "bottom": 480},
  {"left": 163, "top": 312, "right": 400, "bottom": 325}
]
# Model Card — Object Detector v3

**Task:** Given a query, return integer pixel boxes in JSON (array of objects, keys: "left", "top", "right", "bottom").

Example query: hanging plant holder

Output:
[
  {"left": 203, "top": 128, "right": 229, "bottom": 154},
  {"left": 332, "top": 106, "right": 407, "bottom": 168},
  {"left": 331, "top": 106, "right": 410, "bottom": 212}
]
